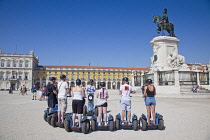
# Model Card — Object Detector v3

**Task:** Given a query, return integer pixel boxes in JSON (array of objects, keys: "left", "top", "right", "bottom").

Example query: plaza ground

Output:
[{"left": 0, "top": 91, "right": 210, "bottom": 140}]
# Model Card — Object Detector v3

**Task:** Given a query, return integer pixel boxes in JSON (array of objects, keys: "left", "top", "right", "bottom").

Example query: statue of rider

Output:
[{"left": 162, "top": 8, "right": 168, "bottom": 29}]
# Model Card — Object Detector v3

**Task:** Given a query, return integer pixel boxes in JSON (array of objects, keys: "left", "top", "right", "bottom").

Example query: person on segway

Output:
[
  {"left": 143, "top": 79, "right": 156, "bottom": 125},
  {"left": 47, "top": 77, "right": 58, "bottom": 113},
  {"left": 96, "top": 82, "right": 109, "bottom": 126},
  {"left": 71, "top": 79, "right": 86, "bottom": 128},
  {"left": 57, "top": 75, "right": 70, "bottom": 126},
  {"left": 86, "top": 79, "right": 96, "bottom": 112},
  {"left": 118, "top": 77, "right": 136, "bottom": 125}
]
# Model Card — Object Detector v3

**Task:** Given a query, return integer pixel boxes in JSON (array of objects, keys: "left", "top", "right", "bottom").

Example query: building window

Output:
[
  {"left": 1, "top": 61, "right": 4, "bottom": 67},
  {"left": 0, "top": 72, "right": 3, "bottom": 80},
  {"left": 19, "top": 61, "right": 23, "bottom": 67},
  {"left": 13, "top": 61, "right": 16, "bottom": 67},
  {"left": 25, "top": 61, "right": 29, "bottom": 67},
  {"left": 7, "top": 61, "right": 11, "bottom": 67}
]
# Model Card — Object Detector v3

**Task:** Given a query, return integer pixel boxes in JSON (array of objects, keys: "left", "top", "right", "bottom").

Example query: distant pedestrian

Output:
[
  {"left": 39, "top": 86, "right": 47, "bottom": 101},
  {"left": 31, "top": 85, "right": 38, "bottom": 100},
  {"left": 141, "top": 84, "right": 146, "bottom": 94},
  {"left": 9, "top": 87, "right": 13, "bottom": 94},
  {"left": 20, "top": 85, "right": 27, "bottom": 95}
]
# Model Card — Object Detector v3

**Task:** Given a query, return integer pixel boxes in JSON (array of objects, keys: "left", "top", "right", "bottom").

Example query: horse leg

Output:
[{"left": 161, "top": 26, "right": 165, "bottom": 36}]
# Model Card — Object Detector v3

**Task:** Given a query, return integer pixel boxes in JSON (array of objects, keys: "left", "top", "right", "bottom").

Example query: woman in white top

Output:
[
  {"left": 96, "top": 82, "right": 109, "bottom": 126},
  {"left": 71, "top": 79, "right": 86, "bottom": 127}
]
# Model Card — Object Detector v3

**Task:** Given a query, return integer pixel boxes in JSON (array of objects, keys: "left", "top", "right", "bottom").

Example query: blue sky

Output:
[{"left": 0, "top": 0, "right": 209, "bottom": 68}]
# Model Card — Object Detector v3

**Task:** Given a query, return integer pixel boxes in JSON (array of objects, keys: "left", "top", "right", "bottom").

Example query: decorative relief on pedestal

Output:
[{"left": 151, "top": 43, "right": 161, "bottom": 64}]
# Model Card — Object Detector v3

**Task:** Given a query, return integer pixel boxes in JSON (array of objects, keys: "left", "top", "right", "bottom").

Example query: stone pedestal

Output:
[{"left": 150, "top": 36, "right": 180, "bottom": 71}]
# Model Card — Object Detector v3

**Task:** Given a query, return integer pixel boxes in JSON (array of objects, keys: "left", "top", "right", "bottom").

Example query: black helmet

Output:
[
  {"left": 100, "top": 82, "right": 105, "bottom": 87},
  {"left": 76, "top": 79, "right": 81, "bottom": 85},
  {"left": 60, "top": 75, "right": 66, "bottom": 80},
  {"left": 146, "top": 79, "right": 152, "bottom": 84},
  {"left": 49, "top": 77, "right": 56, "bottom": 81},
  {"left": 89, "top": 79, "right": 94, "bottom": 83},
  {"left": 122, "top": 77, "right": 129, "bottom": 82}
]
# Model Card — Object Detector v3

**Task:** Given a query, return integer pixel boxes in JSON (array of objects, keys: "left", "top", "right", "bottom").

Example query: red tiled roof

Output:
[
  {"left": 41, "top": 65, "right": 151, "bottom": 71},
  {"left": 188, "top": 66, "right": 205, "bottom": 70}
]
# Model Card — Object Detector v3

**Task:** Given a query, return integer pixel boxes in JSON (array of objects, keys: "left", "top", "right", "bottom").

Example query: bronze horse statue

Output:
[{"left": 153, "top": 15, "right": 175, "bottom": 37}]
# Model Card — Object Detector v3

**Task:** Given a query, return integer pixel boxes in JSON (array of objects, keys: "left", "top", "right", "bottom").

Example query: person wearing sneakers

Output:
[
  {"left": 118, "top": 77, "right": 136, "bottom": 125},
  {"left": 57, "top": 75, "right": 70, "bottom": 126},
  {"left": 86, "top": 79, "right": 96, "bottom": 112},
  {"left": 71, "top": 79, "right": 86, "bottom": 128},
  {"left": 143, "top": 79, "right": 156, "bottom": 125},
  {"left": 47, "top": 77, "right": 58, "bottom": 113},
  {"left": 96, "top": 82, "right": 109, "bottom": 126}
]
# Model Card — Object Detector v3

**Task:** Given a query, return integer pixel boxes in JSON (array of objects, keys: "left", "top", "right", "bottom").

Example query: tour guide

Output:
[
  {"left": 86, "top": 79, "right": 96, "bottom": 111},
  {"left": 47, "top": 77, "right": 58, "bottom": 113}
]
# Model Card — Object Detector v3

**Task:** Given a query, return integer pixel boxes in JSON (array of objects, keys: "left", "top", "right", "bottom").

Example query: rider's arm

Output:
[
  {"left": 143, "top": 86, "right": 147, "bottom": 97},
  {"left": 118, "top": 86, "right": 122, "bottom": 95},
  {"left": 82, "top": 88, "right": 86, "bottom": 98},
  {"left": 106, "top": 91, "right": 109, "bottom": 98},
  {"left": 154, "top": 86, "right": 156, "bottom": 96},
  {"left": 71, "top": 89, "right": 74, "bottom": 97},
  {"left": 130, "top": 86, "right": 136, "bottom": 94}
]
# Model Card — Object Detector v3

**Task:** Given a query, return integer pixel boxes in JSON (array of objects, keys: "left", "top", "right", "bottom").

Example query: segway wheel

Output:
[
  {"left": 47, "top": 115, "right": 52, "bottom": 125},
  {"left": 133, "top": 120, "right": 138, "bottom": 131},
  {"left": 64, "top": 119, "right": 72, "bottom": 132},
  {"left": 140, "top": 117, "right": 147, "bottom": 131},
  {"left": 115, "top": 118, "right": 120, "bottom": 130},
  {"left": 109, "top": 120, "right": 115, "bottom": 131},
  {"left": 82, "top": 120, "right": 90, "bottom": 134},
  {"left": 91, "top": 119, "right": 97, "bottom": 131},
  {"left": 44, "top": 113, "right": 47, "bottom": 122},
  {"left": 83, "top": 106, "right": 87, "bottom": 116},
  {"left": 51, "top": 116, "right": 58, "bottom": 127},
  {"left": 158, "top": 119, "right": 164, "bottom": 130}
]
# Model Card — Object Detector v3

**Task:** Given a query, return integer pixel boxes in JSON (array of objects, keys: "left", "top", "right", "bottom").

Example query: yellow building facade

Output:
[{"left": 34, "top": 66, "right": 150, "bottom": 89}]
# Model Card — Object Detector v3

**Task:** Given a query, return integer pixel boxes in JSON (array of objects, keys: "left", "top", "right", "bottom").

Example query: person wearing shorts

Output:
[
  {"left": 57, "top": 75, "right": 70, "bottom": 125},
  {"left": 143, "top": 79, "right": 156, "bottom": 125},
  {"left": 31, "top": 85, "right": 37, "bottom": 100},
  {"left": 119, "top": 77, "right": 136, "bottom": 125},
  {"left": 71, "top": 79, "right": 86, "bottom": 128},
  {"left": 47, "top": 77, "right": 58, "bottom": 113},
  {"left": 96, "top": 82, "right": 109, "bottom": 126}
]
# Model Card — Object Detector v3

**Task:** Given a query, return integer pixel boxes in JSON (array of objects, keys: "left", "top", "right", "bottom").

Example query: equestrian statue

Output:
[{"left": 153, "top": 8, "right": 176, "bottom": 37}]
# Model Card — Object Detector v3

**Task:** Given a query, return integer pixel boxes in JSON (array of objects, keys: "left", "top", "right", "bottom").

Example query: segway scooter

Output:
[
  {"left": 115, "top": 111, "right": 138, "bottom": 131},
  {"left": 64, "top": 113, "right": 90, "bottom": 134},
  {"left": 44, "top": 104, "right": 58, "bottom": 126},
  {"left": 139, "top": 113, "right": 164, "bottom": 131},
  {"left": 83, "top": 93, "right": 96, "bottom": 116},
  {"left": 91, "top": 114, "right": 115, "bottom": 131}
]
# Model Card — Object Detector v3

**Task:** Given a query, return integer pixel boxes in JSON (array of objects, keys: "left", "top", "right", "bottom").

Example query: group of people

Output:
[
  {"left": 46, "top": 74, "right": 157, "bottom": 127},
  {"left": 192, "top": 85, "right": 200, "bottom": 93}
]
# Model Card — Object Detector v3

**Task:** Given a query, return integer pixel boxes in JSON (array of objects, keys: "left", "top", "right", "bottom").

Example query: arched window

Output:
[
  {"left": 7, "top": 61, "right": 11, "bottom": 67},
  {"left": 13, "top": 60, "right": 16, "bottom": 67},
  {"left": 0, "top": 72, "right": 3, "bottom": 80},
  {"left": 25, "top": 61, "right": 29, "bottom": 67},
  {"left": 19, "top": 61, "right": 23, "bottom": 67},
  {"left": 1, "top": 60, "right": 4, "bottom": 67}
]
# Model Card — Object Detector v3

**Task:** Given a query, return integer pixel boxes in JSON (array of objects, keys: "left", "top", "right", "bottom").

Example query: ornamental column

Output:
[
  {"left": 141, "top": 71, "right": 144, "bottom": 86},
  {"left": 106, "top": 81, "right": 108, "bottom": 89}
]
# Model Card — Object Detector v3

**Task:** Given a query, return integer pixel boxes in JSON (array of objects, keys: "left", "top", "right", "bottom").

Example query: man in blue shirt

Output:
[{"left": 32, "top": 85, "right": 37, "bottom": 100}]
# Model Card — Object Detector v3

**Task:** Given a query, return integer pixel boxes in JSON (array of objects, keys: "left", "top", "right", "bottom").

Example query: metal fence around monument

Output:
[
  {"left": 158, "top": 71, "right": 175, "bottom": 86},
  {"left": 179, "top": 71, "right": 197, "bottom": 85},
  {"left": 199, "top": 72, "right": 209, "bottom": 85}
]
